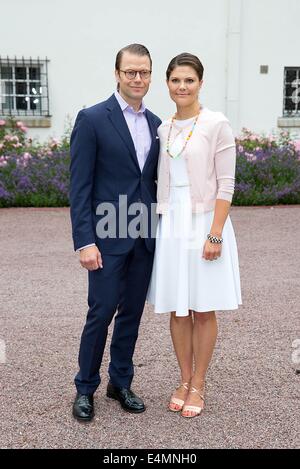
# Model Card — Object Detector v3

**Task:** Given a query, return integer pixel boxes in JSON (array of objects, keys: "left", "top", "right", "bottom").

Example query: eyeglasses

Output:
[{"left": 119, "top": 69, "right": 152, "bottom": 80}]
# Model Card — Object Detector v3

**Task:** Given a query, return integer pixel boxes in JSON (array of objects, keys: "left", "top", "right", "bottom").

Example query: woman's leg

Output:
[
  {"left": 169, "top": 311, "right": 194, "bottom": 410},
  {"left": 182, "top": 311, "right": 218, "bottom": 417}
]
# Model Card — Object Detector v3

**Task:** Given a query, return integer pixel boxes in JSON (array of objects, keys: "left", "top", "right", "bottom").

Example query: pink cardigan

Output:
[{"left": 156, "top": 107, "right": 236, "bottom": 214}]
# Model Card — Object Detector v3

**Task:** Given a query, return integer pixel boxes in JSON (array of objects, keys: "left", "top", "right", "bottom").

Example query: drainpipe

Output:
[{"left": 225, "top": 0, "right": 242, "bottom": 134}]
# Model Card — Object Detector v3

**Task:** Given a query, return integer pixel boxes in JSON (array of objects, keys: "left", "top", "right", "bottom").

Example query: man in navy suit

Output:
[{"left": 70, "top": 44, "right": 161, "bottom": 421}]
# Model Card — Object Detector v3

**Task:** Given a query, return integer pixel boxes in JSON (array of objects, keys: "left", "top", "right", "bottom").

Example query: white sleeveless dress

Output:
[{"left": 147, "top": 117, "right": 242, "bottom": 316}]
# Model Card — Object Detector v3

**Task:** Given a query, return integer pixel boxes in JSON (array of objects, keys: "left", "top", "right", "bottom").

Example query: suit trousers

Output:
[{"left": 74, "top": 237, "right": 154, "bottom": 395}]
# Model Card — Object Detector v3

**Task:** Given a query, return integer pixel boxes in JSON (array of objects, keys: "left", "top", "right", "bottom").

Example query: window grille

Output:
[
  {"left": 0, "top": 56, "right": 50, "bottom": 117},
  {"left": 283, "top": 67, "right": 300, "bottom": 117}
]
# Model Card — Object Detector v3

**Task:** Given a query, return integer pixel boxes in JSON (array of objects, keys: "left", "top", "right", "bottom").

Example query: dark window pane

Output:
[
  {"left": 16, "top": 82, "right": 27, "bottom": 95},
  {"left": 4, "top": 81, "right": 13, "bottom": 94},
  {"left": 29, "top": 67, "right": 40, "bottom": 80},
  {"left": 285, "top": 69, "right": 297, "bottom": 83},
  {"left": 30, "top": 96, "right": 41, "bottom": 111},
  {"left": 1, "top": 66, "right": 12, "bottom": 79},
  {"left": 16, "top": 96, "right": 28, "bottom": 110},
  {"left": 285, "top": 84, "right": 294, "bottom": 98},
  {"left": 29, "top": 82, "right": 41, "bottom": 95},
  {"left": 284, "top": 98, "right": 296, "bottom": 112},
  {"left": 15, "top": 67, "right": 26, "bottom": 80}
]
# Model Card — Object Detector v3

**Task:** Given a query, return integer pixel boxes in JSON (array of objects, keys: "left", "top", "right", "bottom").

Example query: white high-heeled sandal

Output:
[
  {"left": 168, "top": 382, "right": 189, "bottom": 412},
  {"left": 181, "top": 386, "right": 205, "bottom": 418}
]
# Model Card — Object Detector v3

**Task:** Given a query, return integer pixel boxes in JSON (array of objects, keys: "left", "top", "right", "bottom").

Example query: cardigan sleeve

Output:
[{"left": 214, "top": 120, "right": 236, "bottom": 202}]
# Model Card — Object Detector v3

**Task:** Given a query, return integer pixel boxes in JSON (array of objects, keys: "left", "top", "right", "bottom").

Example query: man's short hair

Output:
[{"left": 115, "top": 43, "right": 152, "bottom": 71}]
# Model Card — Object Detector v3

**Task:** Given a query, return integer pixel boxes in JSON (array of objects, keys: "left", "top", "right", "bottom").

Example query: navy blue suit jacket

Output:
[{"left": 70, "top": 94, "right": 161, "bottom": 254}]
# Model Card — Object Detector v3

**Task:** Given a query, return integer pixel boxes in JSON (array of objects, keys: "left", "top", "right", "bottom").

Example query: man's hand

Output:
[{"left": 79, "top": 246, "right": 103, "bottom": 270}]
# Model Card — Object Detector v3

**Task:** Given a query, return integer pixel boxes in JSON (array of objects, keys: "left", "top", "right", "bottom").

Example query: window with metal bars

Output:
[
  {"left": 0, "top": 57, "right": 50, "bottom": 117},
  {"left": 283, "top": 67, "right": 300, "bottom": 117}
]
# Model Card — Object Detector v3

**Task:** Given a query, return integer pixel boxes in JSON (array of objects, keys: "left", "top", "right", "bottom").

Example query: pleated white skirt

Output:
[{"left": 147, "top": 186, "right": 242, "bottom": 316}]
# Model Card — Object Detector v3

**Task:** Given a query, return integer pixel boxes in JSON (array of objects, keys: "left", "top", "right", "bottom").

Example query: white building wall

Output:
[
  {"left": 239, "top": 0, "right": 300, "bottom": 137},
  {"left": 1, "top": 0, "right": 299, "bottom": 141}
]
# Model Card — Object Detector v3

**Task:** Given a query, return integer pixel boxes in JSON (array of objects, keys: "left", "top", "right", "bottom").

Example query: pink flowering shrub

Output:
[
  {"left": 0, "top": 120, "right": 299, "bottom": 207},
  {"left": 236, "top": 128, "right": 295, "bottom": 153},
  {"left": 0, "top": 117, "right": 71, "bottom": 206},
  {"left": 234, "top": 129, "right": 300, "bottom": 205},
  {"left": 0, "top": 118, "right": 29, "bottom": 155},
  {"left": 293, "top": 139, "right": 300, "bottom": 154},
  {"left": 0, "top": 117, "right": 70, "bottom": 157}
]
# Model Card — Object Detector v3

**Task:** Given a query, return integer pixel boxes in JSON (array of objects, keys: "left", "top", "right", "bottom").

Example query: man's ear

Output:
[{"left": 115, "top": 70, "right": 120, "bottom": 86}]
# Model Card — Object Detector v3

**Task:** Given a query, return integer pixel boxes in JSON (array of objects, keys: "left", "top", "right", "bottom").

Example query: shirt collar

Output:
[{"left": 114, "top": 90, "right": 146, "bottom": 114}]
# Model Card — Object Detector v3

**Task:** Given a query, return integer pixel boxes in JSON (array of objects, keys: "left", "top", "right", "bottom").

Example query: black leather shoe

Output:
[
  {"left": 106, "top": 382, "right": 145, "bottom": 413},
  {"left": 72, "top": 392, "right": 94, "bottom": 421}
]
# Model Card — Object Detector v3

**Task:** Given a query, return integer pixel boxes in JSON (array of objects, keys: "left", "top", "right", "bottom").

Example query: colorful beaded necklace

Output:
[{"left": 166, "top": 112, "right": 200, "bottom": 159}]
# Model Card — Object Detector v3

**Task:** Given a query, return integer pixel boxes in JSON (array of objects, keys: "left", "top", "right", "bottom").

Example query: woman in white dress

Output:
[{"left": 147, "top": 53, "right": 242, "bottom": 418}]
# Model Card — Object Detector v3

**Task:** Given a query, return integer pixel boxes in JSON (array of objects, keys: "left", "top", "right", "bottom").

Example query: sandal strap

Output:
[
  {"left": 170, "top": 397, "right": 185, "bottom": 407},
  {"left": 176, "top": 382, "right": 189, "bottom": 391},
  {"left": 190, "top": 386, "right": 205, "bottom": 402},
  {"left": 182, "top": 405, "right": 203, "bottom": 414}
]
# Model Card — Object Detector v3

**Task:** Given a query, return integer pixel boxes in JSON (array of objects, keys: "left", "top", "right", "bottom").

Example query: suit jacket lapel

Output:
[{"left": 106, "top": 95, "right": 141, "bottom": 172}]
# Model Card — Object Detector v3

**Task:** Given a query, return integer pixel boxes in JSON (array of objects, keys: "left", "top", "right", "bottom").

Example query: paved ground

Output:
[{"left": 0, "top": 206, "right": 299, "bottom": 449}]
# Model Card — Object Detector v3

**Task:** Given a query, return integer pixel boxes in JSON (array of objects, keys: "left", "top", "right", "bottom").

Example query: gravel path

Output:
[{"left": 0, "top": 206, "right": 299, "bottom": 449}]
